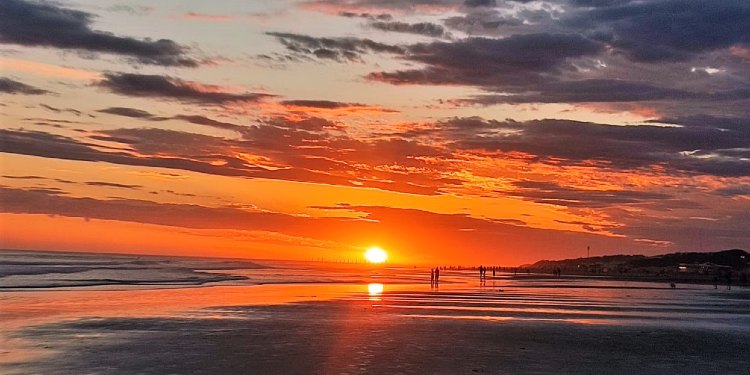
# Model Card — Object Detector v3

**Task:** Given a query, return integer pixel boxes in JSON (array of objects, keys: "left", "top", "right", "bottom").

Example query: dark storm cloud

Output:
[
  {"left": 461, "top": 79, "right": 750, "bottom": 104},
  {"left": 368, "top": 33, "right": 603, "bottom": 85},
  {"left": 302, "top": 0, "right": 459, "bottom": 12},
  {"left": 266, "top": 32, "right": 404, "bottom": 62},
  {"left": 654, "top": 115, "right": 750, "bottom": 134},
  {"left": 443, "top": 11, "right": 524, "bottom": 34},
  {"left": 435, "top": 117, "right": 750, "bottom": 177},
  {"left": 714, "top": 185, "right": 750, "bottom": 197},
  {"left": 508, "top": 180, "right": 673, "bottom": 208},
  {"left": 464, "top": 0, "right": 496, "bottom": 7},
  {"left": 611, "top": 210, "right": 750, "bottom": 251},
  {"left": 369, "top": 21, "right": 447, "bottom": 38},
  {"left": 525, "top": 79, "right": 703, "bottom": 102},
  {"left": 0, "top": 77, "right": 49, "bottom": 95},
  {"left": 570, "top": 0, "right": 631, "bottom": 7},
  {"left": 0, "top": 0, "right": 199, "bottom": 67},
  {"left": 289, "top": 0, "right": 750, "bottom": 116},
  {"left": 97, "top": 73, "right": 274, "bottom": 104},
  {"left": 569, "top": 0, "right": 750, "bottom": 62}
]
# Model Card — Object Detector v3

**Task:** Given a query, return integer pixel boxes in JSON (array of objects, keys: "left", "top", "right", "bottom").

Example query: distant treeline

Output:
[
  {"left": 525, "top": 249, "right": 749, "bottom": 285},
  {"left": 531, "top": 249, "right": 748, "bottom": 270}
]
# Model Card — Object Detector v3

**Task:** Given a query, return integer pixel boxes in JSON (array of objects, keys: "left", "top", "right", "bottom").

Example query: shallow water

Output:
[
  {"left": 2, "top": 251, "right": 748, "bottom": 330},
  {"left": 2, "top": 251, "right": 749, "bottom": 374}
]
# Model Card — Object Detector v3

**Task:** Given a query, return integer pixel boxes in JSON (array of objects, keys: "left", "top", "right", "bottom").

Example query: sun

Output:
[{"left": 364, "top": 246, "right": 388, "bottom": 264}]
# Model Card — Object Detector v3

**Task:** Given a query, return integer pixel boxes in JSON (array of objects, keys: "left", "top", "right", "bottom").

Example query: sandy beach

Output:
[{"left": 2, "top": 251, "right": 749, "bottom": 374}]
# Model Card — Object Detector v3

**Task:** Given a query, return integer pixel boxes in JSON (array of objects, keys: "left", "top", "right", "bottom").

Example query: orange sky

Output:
[{"left": 1, "top": 0, "right": 749, "bottom": 265}]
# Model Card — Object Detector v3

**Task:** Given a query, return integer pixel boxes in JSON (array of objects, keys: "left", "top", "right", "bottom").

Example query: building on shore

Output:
[{"left": 678, "top": 262, "right": 731, "bottom": 275}]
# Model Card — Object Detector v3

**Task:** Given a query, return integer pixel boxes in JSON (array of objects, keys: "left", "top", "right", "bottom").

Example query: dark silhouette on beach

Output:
[
  {"left": 726, "top": 271, "right": 732, "bottom": 290},
  {"left": 552, "top": 267, "right": 562, "bottom": 277}
]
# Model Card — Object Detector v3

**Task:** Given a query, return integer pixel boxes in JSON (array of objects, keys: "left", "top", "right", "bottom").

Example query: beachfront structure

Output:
[{"left": 677, "top": 262, "right": 731, "bottom": 275}]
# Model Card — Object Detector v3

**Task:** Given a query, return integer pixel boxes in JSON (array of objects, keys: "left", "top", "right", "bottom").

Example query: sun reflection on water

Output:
[{"left": 368, "top": 283, "right": 384, "bottom": 300}]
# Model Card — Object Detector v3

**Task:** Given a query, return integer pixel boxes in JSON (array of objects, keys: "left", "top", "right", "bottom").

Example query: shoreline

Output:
[{"left": 510, "top": 271, "right": 750, "bottom": 288}]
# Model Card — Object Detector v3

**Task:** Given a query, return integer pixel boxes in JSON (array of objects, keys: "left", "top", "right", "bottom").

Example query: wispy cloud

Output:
[
  {"left": 97, "top": 73, "right": 275, "bottom": 104},
  {"left": 180, "top": 12, "right": 235, "bottom": 22},
  {"left": 369, "top": 21, "right": 448, "bottom": 38},
  {"left": 0, "top": 77, "right": 49, "bottom": 95},
  {"left": 0, "top": 58, "right": 100, "bottom": 80},
  {"left": 266, "top": 32, "right": 404, "bottom": 62}
]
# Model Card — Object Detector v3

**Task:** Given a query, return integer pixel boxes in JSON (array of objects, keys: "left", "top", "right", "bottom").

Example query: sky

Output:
[{"left": 1, "top": 0, "right": 749, "bottom": 265}]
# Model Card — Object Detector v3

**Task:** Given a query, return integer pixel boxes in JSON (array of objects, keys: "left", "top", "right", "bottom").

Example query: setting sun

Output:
[{"left": 364, "top": 247, "right": 388, "bottom": 264}]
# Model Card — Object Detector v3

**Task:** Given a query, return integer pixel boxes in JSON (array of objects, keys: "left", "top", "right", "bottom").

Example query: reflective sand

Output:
[{"left": 1, "top": 252, "right": 749, "bottom": 374}]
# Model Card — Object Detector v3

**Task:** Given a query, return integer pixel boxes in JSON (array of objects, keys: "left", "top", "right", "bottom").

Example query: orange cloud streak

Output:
[
  {"left": 0, "top": 58, "right": 100, "bottom": 80},
  {"left": 180, "top": 12, "right": 234, "bottom": 22}
]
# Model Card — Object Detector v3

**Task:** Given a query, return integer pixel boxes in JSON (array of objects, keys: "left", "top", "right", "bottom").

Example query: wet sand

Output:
[
  {"left": 2, "top": 252, "right": 749, "bottom": 374},
  {"left": 3, "top": 292, "right": 749, "bottom": 375}
]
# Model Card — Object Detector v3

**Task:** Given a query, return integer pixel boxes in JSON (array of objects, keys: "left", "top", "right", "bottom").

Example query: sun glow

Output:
[
  {"left": 368, "top": 283, "right": 384, "bottom": 295},
  {"left": 364, "top": 246, "right": 388, "bottom": 263}
]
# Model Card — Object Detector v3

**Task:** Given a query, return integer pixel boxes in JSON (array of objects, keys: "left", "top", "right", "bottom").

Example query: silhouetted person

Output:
[
  {"left": 492, "top": 267, "right": 496, "bottom": 277},
  {"left": 726, "top": 272, "right": 732, "bottom": 290},
  {"left": 430, "top": 268, "right": 435, "bottom": 287},
  {"left": 435, "top": 267, "right": 440, "bottom": 285}
]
